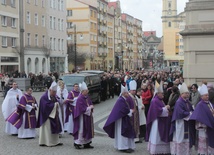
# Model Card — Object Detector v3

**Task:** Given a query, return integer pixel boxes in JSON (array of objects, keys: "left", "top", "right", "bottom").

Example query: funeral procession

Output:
[{"left": 1, "top": 0, "right": 214, "bottom": 155}]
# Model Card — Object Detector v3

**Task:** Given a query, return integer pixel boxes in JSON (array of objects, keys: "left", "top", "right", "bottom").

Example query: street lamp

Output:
[
  {"left": 67, "top": 24, "right": 83, "bottom": 71},
  {"left": 117, "top": 43, "right": 127, "bottom": 71}
]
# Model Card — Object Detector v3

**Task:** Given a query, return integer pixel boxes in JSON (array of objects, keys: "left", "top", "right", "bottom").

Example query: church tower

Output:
[{"left": 162, "top": 0, "right": 177, "bottom": 30}]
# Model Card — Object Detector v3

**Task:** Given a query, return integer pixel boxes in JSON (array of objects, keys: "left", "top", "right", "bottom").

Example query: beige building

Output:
[
  {"left": 24, "top": 0, "right": 68, "bottom": 74},
  {"left": 0, "top": 0, "right": 68, "bottom": 75},
  {"left": 0, "top": 0, "right": 19, "bottom": 75},
  {"left": 181, "top": 0, "right": 214, "bottom": 85},
  {"left": 67, "top": 0, "right": 143, "bottom": 71},
  {"left": 162, "top": 0, "right": 185, "bottom": 69}
]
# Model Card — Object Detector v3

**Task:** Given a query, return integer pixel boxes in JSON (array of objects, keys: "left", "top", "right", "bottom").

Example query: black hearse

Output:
[{"left": 61, "top": 73, "right": 101, "bottom": 103}]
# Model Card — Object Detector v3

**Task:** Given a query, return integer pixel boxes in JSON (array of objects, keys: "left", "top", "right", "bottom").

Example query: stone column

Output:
[{"left": 180, "top": 0, "right": 214, "bottom": 85}]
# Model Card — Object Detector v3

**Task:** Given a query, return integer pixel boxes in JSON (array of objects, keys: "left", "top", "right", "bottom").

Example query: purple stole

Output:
[
  {"left": 37, "top": 91, "right": 62, "bottom": 134},
  {"left": 73, "top": 94, "right": 94, "bottom": 140},
  {"left": 146, "top": 95, "right": 171, "bottom": 143},
  {"left": 65, "top": 90, "right": 80, "bottom": 123},
  {"left": 7, "top": 94, "right": 37, "bottom": 129}
]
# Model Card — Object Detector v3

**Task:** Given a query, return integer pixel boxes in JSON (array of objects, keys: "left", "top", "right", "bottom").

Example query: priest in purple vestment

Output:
[
  {"left": 190, "top": 84, "right": 214, "bottom": 154},
  {"left": 7, "top": 86, "right": 37, "bottom": 138},
  {"left": 64, "top": 83, "right": 80, "bottom": 134},
  {"left": 37, "top": 81, "right": 63, "bottom": 147},
  {"left": 146, "top": 81, "right": 171, "bottom": 155},
  {"left": 170, "top": 82, "right": 194, "bottom": 155},
  {"left": 103, "top": 85, "right": 135, "bottom": 153},
  {"left": 73, "top": 82, "right": 94, "bottom": 149}
]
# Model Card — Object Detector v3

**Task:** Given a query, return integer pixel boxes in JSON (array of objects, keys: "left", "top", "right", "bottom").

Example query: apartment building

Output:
[
  {"left": 67, "top": 0, "right": 95, "bottom": 71},
  {"left": 0, "top": 0, "right": 19, "bottom": 74},
  {"left": 134, "top": 18, "right": 143, "bottom": 69},
  {"left": 47, "top": 0, "right": 68, "bottom": 73},
  {"left": 66, "top": 0, "right": 143, "bottom": 71},
  {"left": 24, "top": 0, "right": 67, "bottom": 74}
]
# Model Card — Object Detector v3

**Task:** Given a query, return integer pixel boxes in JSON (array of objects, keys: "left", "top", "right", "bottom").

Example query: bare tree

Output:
[{"left": 67, "top": 44, "right": 86, "bottom": 67}]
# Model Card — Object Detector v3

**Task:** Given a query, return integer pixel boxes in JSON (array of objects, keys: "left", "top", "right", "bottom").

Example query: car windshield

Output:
[{"left": 62, "top": 76, "right": 84, "bottom": 86}]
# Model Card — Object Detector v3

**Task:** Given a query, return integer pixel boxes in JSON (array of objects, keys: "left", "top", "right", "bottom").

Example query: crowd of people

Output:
[{"left": 1, "top": 69, "right": 214, "bottom": 154}]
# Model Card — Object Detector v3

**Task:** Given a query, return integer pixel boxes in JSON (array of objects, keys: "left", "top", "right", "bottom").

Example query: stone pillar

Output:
[{"left": 180, "top": 0, "right": 214, "bottom": 85}]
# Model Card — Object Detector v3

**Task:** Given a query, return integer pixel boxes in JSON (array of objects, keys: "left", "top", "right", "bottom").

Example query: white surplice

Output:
[
  {"left": 2, "top": 88, "right": 22, "bottom": 134},
  {"left": 114, "top": 118, "right": 135, "bottom": 150}
]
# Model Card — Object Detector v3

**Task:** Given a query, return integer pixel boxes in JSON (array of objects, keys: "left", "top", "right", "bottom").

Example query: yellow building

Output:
[
  {"left": 162, "top": 0, "right": 185, "bottom": 68},
  {"left": 67, "top": 0, "right": 142, "bottom": 71}
]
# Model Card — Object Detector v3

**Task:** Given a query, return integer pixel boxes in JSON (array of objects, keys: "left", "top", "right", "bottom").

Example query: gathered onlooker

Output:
[
  {"left": 167, "top": 86, "right": 180, "bottom": 114},
  {"left": 207, "top": 83, "right": 214, "bottom": 104},
  {"left": 142, "top": 83, "right": 152, "bottom": 117},
  {"left": 190, "top": 83, "right": 201, "bottom": 109}
]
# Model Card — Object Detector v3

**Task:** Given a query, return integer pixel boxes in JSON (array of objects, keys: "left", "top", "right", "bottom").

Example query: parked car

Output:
[
  {"left": 79, "top": 70, "right": 104, "bottom": 77},
  {"left": 61, "top": 73, "right": 101, "bottom": 103}
]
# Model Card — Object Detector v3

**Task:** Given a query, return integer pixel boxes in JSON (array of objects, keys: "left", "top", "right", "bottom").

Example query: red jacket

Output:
[{"left": 142, "top": 89, "right": 152, "bottom": 105}]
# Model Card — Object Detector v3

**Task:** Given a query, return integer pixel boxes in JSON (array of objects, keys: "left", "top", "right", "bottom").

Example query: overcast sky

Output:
[{"left": 110, "top": 0, "right": 189, "bottom": 37}]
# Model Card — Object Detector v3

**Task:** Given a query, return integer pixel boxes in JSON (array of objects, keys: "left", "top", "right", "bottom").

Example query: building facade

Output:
[
  {"left": 67, "top": 0, "right": 143, "bottom": 71},
  {"left": 0, "top": 0, "right": 68, "bottom": 75},
  {"left": 181, "top": 0, "right": 214, "bottom": 85},
  {"left": 162, "top": 0, "right": 185, "bottom": 68},
  {"left": 0, "top": 0, "right": 19, "bottom": 75}
]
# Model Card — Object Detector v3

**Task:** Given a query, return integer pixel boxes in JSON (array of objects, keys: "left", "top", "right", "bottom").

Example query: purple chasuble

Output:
[
  {"left": 103, "top": 96, "right": 135, "bottom": 139},
  {"left": 190, "top": 100, "right": 214, "bottom": 148},
  {"left": 64, "top": 90, "right": 80, "bottom": 123},
  {"left": 170, "top": 97, "right": 195, "bottom": 147},
  {"left": 73, "top": 94, "right": 94, "bottom": 140},
  {"left": 146, "top": 95, "right": 171, "bottom": 143},
  {"left": 7, "top": 94, "right": 37, "bottom": 129},
  {"left": 37, "top": 91, "right": 62, "bottom": 134}
]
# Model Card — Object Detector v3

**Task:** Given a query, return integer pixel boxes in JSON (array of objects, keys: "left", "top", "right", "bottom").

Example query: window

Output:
[
  {"left": 49, "top": 16, "right": 52, "bottom": 29},
  {"left": 42, "top": 15, "right": 45, "bottom": 27},
  {"left": 67, "top": 10, "right": 72, "bottom": 16},
  {"left": 50, "top": 37, "right": 52, "bottom": 50},
  {"left": 35, "top": 13, "right": 38, "bottom": 25},
  {"left": 58, "top": 0, "right": 60, "bottom": 10},
  {"left": 61, "top": 0, "right": 63, "bottom": 11},
  {"left": 53, "top": 0, "right": 55, "bottom": 8},
  {"left": 34, "top": 0, "right": 38, "bottom": 5},
  {"left": 61, "top": 39, "right": 64, "bottom": 51},
  {"left": 12, "top": 37, "right": 16, "bottom": 47},
  {"left": 27, "top": 33, "right": 31, "bottom": 46},
  {"left": 27, "top": 12, "right": 31, "bottom": 24},
  {"left": 1, "top": 16, "right": 7, "bottom": 26},
  {"left": 50, "top": 0, "right": 53, "bottom": 8},
  {"left": 11, "top": 18, "right": 16, "bottom": 27},
  {"left": 67, "top": 22, "right": 73, "bottom": 28},
  {"left": 42, "top": 35, "right": 45, "bottom": 46},
  {"left": 58, "top": 39, "right": 60, "bottom": 50},
  {"left": 11, "top": 0, "right": 15, "bottom": 7},
  {"left": 53, "top": 17, "right": 56, "bottom": 29},
  {"left": 53, "top": 38, "right": 56, "bottom": 50},
  {"left": 168, "top": 22, "right": 171, "bottom": 27},
  {"left": 58, "top": 18, "right": 60, "bottom": 30},
  {"left": 61, "top": 19, "right": 63, "bottom": 31},
  {"left": 35, "top": 34, "right": 38, "bottom": 46},
  {"left": 2, "top": 36, "right": 7, "bottom": 47},
  {"left": 1, "top": 0, "right": 6, "bottom": 5},
  {"left": 42, "top": 0, "right": 44, "bottom": 7}
]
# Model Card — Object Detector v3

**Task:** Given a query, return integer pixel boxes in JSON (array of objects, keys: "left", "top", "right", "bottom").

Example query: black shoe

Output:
[
  {"left": 120, "top": 149, "right": 133, "bottom": 153},
  {"left": 135, "top": 140, "right": 142, "bottom": 143},
  {"left": 39, "top": 144, "right": 47, "bottom": 147},
  {"left": 56, "top": 143, "right": 63, "bottom": 146},
  {"left": 84, "top": 143, "right": 94, "bottom": 149},
  {"left": 74, "top": 143, "right": 82, "bottom": 149}
]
